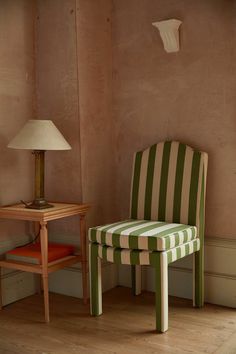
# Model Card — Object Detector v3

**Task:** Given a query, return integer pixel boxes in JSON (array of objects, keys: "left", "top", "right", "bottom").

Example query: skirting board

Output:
[
  {"left": 118, "top": 236, "right": 236, "bottom": 308},
  {"left": 0, "top": 234, "right": 37, "bottom": 306},
  {"left": 49, "top": 262, "right": 118, "bottom": 298},
  {"left": 1, "top": 262, "right": 118, "bottom": 306},
  {"left": 1, "top": 270, "right": 36, "bottom": 307}
]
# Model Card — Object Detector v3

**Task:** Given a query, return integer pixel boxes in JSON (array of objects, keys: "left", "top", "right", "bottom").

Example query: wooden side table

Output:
[{"left": 0, "top": 202, "right": 90, "bottom": 322}]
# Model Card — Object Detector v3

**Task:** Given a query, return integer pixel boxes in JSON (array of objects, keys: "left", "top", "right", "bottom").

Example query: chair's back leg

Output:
[
  {"left": 131, "top": 265, "right": 142, "bottom": 295},
  {"left": 155, "top": 253, "right": 168, "bottom": 332},
  {"left": 89, "top": 243, "right": 102, "bottom": 316},
  {"left": 193, "top": 248, "right": 204, "bottom": 307}
]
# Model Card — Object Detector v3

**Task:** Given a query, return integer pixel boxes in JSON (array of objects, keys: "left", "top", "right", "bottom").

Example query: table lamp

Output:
[{"left": 8, "top": 119, "right": 71, "bottom": 209}]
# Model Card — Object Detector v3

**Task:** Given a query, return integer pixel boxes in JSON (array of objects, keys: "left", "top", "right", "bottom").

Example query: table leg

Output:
[
  {"left": 0, "top": 267, "right": 2, "bottom": 310},
  {"left": 80, "top": 215, "right": 88, "bottom": 304},
  {"left": 34, "top": 222, "right": 41, "bottom": 294},
  {"left": 40, "top": 221, "right": 50, "bottom": 323}
]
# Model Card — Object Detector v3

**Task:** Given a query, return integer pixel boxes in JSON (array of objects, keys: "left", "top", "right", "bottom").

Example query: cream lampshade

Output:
[{"left": 8, "top": 120, "right": 71, "bottom": 209}]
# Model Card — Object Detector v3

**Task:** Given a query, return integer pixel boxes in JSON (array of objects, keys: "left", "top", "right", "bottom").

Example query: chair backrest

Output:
[{"left": 130, "top": 141, "right": 208, "bottom": 234}]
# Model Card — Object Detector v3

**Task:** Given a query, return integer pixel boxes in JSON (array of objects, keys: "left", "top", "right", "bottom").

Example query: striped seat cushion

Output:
[
  {"left": 92, "top": 238, "right": 200, "bottom": 265},
  {"left": 89, "top": 219, "right": 197, "bottom": 251}
]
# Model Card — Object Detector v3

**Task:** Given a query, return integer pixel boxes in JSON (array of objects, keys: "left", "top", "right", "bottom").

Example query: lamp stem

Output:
[
  {"left": 26, "top": 150, "right": 53, "bottom": 209},
  {"left": 35, "top": 150, "right": 45, "bottom": 199}
]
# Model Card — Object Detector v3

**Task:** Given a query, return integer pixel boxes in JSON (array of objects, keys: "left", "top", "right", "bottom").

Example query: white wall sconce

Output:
[{"left": 152, "top": 19, "right": 182, "bottom": 53}]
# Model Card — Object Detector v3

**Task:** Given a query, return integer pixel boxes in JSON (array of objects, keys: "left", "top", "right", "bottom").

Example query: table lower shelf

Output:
[{"left": 0, "top": 254, "right": 82, "bottom": 274}]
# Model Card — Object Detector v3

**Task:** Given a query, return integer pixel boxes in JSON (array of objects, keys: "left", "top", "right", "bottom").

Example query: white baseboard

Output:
[
  {"left": 1, "top": 270, "right": 36, "bottom": 306},
  {"left": 118, "top": 237, "right": 236, "bottom": 308},
  {"left": 1, "top": 262, "right": 118, "bottom": 306},
  {"left": 144, "top": 265, "right": 236, "bottom": 308},
  {"left": 49, "top": 262, "right": 118, "bottom": 298},
  {"left": 0, "top": 234, "right": 37, "bottom": 306}
]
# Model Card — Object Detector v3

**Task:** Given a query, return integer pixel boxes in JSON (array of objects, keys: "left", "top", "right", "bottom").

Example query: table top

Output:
[{"left": 0, "top": 202, "right": 90, "bottom": 222}]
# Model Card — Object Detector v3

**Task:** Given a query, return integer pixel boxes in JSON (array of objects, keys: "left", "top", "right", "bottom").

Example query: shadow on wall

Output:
[{"left": 0, "top": 133, "right": 33, "bottom": 206}]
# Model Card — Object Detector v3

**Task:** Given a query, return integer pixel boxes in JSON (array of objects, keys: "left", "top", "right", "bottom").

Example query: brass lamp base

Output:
[
  {"left": 26, "top": 198, "right": 53, "bottom": 210},
  {"left": 26, "top": 150, "right": 54, "bottom": 210}
]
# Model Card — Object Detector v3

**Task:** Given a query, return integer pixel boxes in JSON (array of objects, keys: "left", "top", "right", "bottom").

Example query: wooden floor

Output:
[{"left": 0, "top": 287, "right": 235, "bottom": 354}]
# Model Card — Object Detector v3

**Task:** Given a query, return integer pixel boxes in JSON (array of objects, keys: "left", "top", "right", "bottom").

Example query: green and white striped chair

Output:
[{"left": 89, "top": 141, "right": 208, "bottom": 332}]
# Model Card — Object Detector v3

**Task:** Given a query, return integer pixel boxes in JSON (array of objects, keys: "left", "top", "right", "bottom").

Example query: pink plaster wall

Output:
[
  {"left": 112, "top": 0, "right": 236, "bottom": 239},
  {"left": 0, "top": 0, "right": 35, "bottom": 247},
  {"left": 36, "top": 0, "right": 115, "bottom": 235},
  {"left": 36, "top": 0, "right": 82, "bottom": 203},
  {"left": 76, "top": 0, "right": 116, "bottom": 226},
  {"left": 35, "top": 0, "right": 82, "bottom": 237}
]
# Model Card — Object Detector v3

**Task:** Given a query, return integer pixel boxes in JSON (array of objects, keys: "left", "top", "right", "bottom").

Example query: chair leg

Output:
[
  {"left": 89, "top": 243, "right": 102, "bottom": 316},
  {"left": 131, "top": 265, "right": 142, "bottom": 295},
  {"left": 0, "top": 267, "right": 2, "bottom": 310},
  {"left": 194, "top": 248, "right": 204, "bottom": 307},
  {"left": 155, "top": 253, "right": 168, "bottom": 333},
  {"left": 42, "top": 274, "right": 49, "bottom": 323}
]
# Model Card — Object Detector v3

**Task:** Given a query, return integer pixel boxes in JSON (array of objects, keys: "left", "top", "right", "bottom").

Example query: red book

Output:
[{"left": 6, "top": 242, "right": 75, "bottom": 264}]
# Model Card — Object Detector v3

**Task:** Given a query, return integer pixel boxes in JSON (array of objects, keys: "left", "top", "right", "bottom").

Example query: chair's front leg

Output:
[
  {"left": 194, "top": 247, "right": 204, "bottom": 308},
  {"left": 89, "top": 243, "right": 102, "bottom": 316},
  {"left": 155, "top": 252, "right": 168, "bottom": 333},
  {"left": 131, "top": 265, "right": 142, "bottom": 295}
]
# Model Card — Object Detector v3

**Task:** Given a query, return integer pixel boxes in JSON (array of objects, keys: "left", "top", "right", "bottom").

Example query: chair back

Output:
[{"left": 130, "top": 141, "right": 208, "bottom": 235}]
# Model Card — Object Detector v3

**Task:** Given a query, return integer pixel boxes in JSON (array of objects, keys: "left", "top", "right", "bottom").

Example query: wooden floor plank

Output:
[{"left": 0, "top": 287, "right": 235, "bottom": 354}]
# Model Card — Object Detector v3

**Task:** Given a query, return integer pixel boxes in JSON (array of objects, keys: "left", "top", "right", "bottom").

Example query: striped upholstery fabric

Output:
[
  {"left": 89, "top": 141, "right": 208, "bottom": 333},
  {"left": 91, "top": 238, "right": 200, "bottom": 266},
  {"left": 89, "top": 219, "right": 197, "bottom": 251},
  {"left": 130, "top": 141, "right": 207, "bottom": 230}
]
